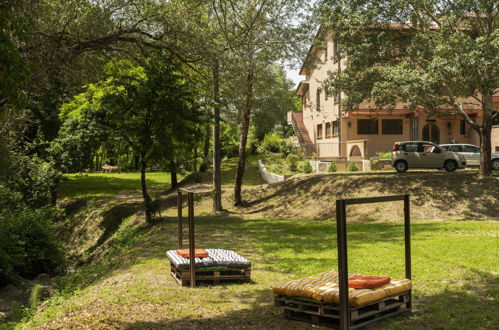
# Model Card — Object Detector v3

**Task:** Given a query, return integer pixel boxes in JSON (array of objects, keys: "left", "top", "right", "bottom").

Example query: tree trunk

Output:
[
  {"left": 212, "top": 59, "right": 223, "bottom": 212},
  {"left": 193, "top": 147, "right": 198, "bottom": 173},
  {"left": 478, "top": 94, "right": 493, "bottom": 177},
  {"left": 234, "top": 48, "right": 254, "bottom": 206},
  {"left": 140, "top": 155, "right": 153, "bottom": 223},
  {"left": 134, "top": 155, "right": 140, "bottom": 171},
  {"left": 201, "top": 123, "right": 210, "bottom": 172},
  {"left": 170, "top": 159, "right": 178, "bottom": 189}
]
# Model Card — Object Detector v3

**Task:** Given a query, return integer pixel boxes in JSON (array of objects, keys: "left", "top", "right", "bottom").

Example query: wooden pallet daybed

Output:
[
  {"left": 273, "top": 195, "right": 413, "bottom": 329},
  {"left": 166, "top": 189, "right": 251, "bottom": 287}
]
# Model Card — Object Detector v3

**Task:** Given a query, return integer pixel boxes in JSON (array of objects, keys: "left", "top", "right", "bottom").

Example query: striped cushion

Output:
[
  {"left": 273, "top": 270, "right": 411, "bottom": 307},
  {"left": 166, "top": 249, "right": 251, "bottom": 270}
]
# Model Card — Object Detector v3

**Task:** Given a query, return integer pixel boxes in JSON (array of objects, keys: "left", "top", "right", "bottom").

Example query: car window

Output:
[
  {"left": 463, "top": 146, "right": 478, "bottom": 153},
  {"left": 422, "top": 144, "right": 436, "bottom": 153},
  {"left": 403, "top": 143, "right": 419, "bottom": 152},
  {"left": 449, "top": 145, "right": 462, "bottom": 152}
]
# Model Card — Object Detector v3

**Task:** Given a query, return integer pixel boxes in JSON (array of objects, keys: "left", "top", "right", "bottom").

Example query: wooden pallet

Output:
[
  {"left": 171, "top": 264, "right": 251, "bottom": 286},
  {"left": 275, "top": 291, "right": 411, "bottom": 329}
]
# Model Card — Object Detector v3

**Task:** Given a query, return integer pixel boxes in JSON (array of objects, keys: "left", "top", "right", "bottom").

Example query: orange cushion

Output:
[
  {"left": 348, "top": 275, "right": 391, "bottom": 289},
  {"left": 176, "top": 249, "right": 209, "bottom": 258}
]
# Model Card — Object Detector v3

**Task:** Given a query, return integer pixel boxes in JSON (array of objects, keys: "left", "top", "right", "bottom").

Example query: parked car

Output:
[
  {"left": 391, "top": 141, "right": 466, "bottom": 172},
  {"left": 440, "top": 144, "right": 499, "bottom": 170}
]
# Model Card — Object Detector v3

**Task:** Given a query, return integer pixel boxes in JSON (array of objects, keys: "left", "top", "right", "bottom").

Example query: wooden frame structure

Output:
[
  {"left": 173, "top": 188, "right": 251, "bottom": 288},
  {"left": 277, "top": 195, "right": 412, "bottom": 329}
]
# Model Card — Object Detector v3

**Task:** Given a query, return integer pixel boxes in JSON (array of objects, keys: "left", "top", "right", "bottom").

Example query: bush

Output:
[
  {"left": 376, "top": 151, "right": 392, "bottom": 160},
  {"left": 328, "top": 161, "right": 337, "bottom": 172},
  {"left": 348, "top": 162, "right": 359, "bottom": 172},
  {"left": 0, "top": 186, "right": 65, "bottom": 286},
  {"left": 302, "top": 160, "right": 313, "bottom": 173},
  {"left": 286, "top": 154, "right": 300, "bottom": 172},
  {"left": 257, "top": 133, "right": 290, "bottom": 155}
]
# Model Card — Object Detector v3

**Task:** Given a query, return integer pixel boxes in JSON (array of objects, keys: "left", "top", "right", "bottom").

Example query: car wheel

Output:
[
  {"left": 394, "top": 160, "right": 408, "bottom": 172},
  {"left": 492, "top": 159, "right": 499, "bottom": 171},
  {"left": 444, "top": 160, "right": 457, "bottom": 172}
]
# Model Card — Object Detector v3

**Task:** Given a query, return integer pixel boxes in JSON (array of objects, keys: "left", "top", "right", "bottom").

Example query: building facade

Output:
[{"left": 289, "top": 31, "right": 498, "bottom": 160}]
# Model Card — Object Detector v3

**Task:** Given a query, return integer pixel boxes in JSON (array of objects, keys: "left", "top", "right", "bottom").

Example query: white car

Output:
[
  {"left": 391, "top": 141, "right": 467, "bottom": 172},
  {"left": 440, "top": 144, "right": 499, "bottom": 170}
]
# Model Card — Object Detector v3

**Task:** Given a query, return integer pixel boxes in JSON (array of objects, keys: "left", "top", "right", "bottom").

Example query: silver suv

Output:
[
  {"left": 391, "top": 141, "right": 466, "bottom": 172},
  {"left": 440, "top": 144, "right": 499, "bottom": 170}
]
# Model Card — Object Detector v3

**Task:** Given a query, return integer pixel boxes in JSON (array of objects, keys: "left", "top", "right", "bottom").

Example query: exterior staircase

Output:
[{"left": 289, "top": 112, "right": 316, "bottom": 156}]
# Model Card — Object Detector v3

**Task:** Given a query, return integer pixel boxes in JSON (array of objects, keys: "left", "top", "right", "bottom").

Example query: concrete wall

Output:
[{"left": 258, "top": 160, "right": 286, "bottom": 183}]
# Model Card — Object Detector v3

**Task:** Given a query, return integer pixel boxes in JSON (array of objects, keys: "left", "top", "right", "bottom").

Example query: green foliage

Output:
[
  {"left": 9, "top": 300, "right": 24, "bottom": 322},
  {"left": 302, "top": 160, "right": 313, "bottom": 173},
  {"left": 285, "top": 154, "right": 301, "bottom": 172},
  {"left": 29, "top": 284, "right": 44, "bottom": 311},
  {"left": 0, "top": 3, "right": 29, "bottom": 111},
  {"left": 251, "top": 66, "right": 299, "bottom": 140},
  {"left": 376, "top": 152, "right": 392, "bottom": 160},
  {"left": 257, "top": 133, "right": 287, "bottom": 154},
  {"left": 0, "top": 185, "right": 64, "bottom": 286},
  {"left": 220, "top": 124, "right": 240, "bottom": 158},
  {"left": 328, "top": 161, "right": 337, "bottom": 172},
  {"left": 348, "top": 162, "right": 359, "bottom": 172}
]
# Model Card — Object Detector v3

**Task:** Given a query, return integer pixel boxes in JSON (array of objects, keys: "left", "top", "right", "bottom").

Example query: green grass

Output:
[
  {"left": 59, "top": 172, "right": 174, "bottom": 199},
  {"left": 9, "top": 162, "right": 498, "bottom": 329},
  {"left": 17, "top": 213, "right": 499, "bottom": 329},
  {"left": 183, "top": 155, "right": 265, "bottom": 186},
  {"left": 59, "top": 156, "right": 265, "bottom": 200}
]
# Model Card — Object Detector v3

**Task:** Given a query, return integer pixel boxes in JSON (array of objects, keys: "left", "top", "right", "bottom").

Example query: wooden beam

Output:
[{"left": 188, "top": 191, "right": 196, "bottom": 288}]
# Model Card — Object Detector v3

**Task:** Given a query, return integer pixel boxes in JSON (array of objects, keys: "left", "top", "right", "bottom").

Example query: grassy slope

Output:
[
  {"left": 10, "top": 158, "right": 499, "bottom": 329},
  {"left": 21, "top": 217, "right": 498, "bottom": 329}
]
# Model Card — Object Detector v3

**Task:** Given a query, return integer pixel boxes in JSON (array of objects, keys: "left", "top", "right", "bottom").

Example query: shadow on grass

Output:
[
  {"left": 114, "top": 288, "right": 305, "bottom": 329},
  {"left": 387, "top": 269, "right": 499, "bottom": 329},
  {"left": 108, "top": 267, "right": 499, "bottom": 329}
]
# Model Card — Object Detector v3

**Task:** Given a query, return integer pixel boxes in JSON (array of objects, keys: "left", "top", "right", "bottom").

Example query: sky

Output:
[{"left": 286, "top": 65, "right": 303, "bottom": 89}]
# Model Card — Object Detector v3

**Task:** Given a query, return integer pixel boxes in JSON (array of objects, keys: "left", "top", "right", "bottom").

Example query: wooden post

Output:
[
  {"left": 188, "top": 192, "right": 196, "bottom": 288},
  {"left": 177, "top": 189, "right": 183, "bottom": 249},
  {"left": 336, "top": 199, "right": 350, "bottom": 330},
  {"left": 404, "top": 194, "right": 412, "bottom": 312}
]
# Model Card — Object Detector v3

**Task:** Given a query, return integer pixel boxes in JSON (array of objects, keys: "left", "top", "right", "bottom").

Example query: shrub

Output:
[
  {"left": 302, "top": 160, "right": 313, "bottom": 173},
  {"left": 279, "top": 141, "right": 292, "bottom": 156},
  {"left": 286, "top": 154, "right": 300, "bottom": 172},
  {"left": 257, "top": 133, "right": 290, "bottom": 155},
  {"left": 376, "top": 151, "right": 392, "bottom": 160},
  {"left": 328, "top": 161, "right": 337, "bottom": 172},
  {"left": 0, "top": 186, "right": 65, "bottom": 286},
  {"left": 348, "top": 162, "right": 359, "bottom": 172}
]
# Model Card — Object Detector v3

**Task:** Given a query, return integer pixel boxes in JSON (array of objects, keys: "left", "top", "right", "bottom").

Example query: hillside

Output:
[{"left": 209, "top": 171, "right": 498, "bottom": 222}]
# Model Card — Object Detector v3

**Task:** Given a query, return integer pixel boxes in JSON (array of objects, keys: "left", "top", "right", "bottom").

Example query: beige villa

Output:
[{"left": 288, "top": 31, "right": 499, "bottom": 161}]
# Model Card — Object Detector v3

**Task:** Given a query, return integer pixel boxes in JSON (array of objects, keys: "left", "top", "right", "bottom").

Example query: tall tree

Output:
[
  {"left": 210, "top": 0, "right": 309, "bottom": 205},
  {"left": 317, "top": 0, "right": 498, "bottom": 176}
]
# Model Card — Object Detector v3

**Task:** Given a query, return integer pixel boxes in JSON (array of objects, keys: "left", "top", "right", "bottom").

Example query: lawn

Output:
[
  {"left": 17, "top": 212, "right": 498, "bottom": 329},
  {"left": 7, "top": 167, "right": 497, "bottom": 329},
  {"left": 59, "top": 156, "right": 264, "bottom": 200},
  {"left": 59, "top": 172, "right": 175, "bottom": 199}
]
